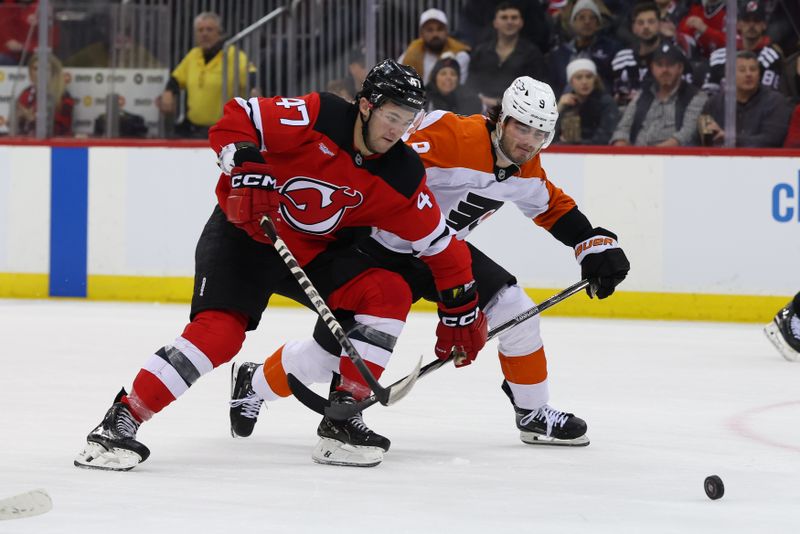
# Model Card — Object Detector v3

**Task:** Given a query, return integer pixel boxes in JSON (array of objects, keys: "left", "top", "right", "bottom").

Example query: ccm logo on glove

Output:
[
  {"left": 231, "top": 173, "right": 277, "bottom": 189},
  {"left": 439, "top": 308, "right": 480, "bottom": 327}
]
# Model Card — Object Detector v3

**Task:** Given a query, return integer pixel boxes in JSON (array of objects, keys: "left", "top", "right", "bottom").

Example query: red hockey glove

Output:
[
  {"left": 574, "top": 227, "right": 630, "bottom": 299},
  {"left": 226, "top": 161, "right": 281, "bottom": 244},
  {"left": 435, "top": 284, "right": 488, "bottom": 367}
]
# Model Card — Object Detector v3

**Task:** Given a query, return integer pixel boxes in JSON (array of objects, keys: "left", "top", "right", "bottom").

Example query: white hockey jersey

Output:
[{"left": 373, "top": 110, "right": 577, "bottom": 254}]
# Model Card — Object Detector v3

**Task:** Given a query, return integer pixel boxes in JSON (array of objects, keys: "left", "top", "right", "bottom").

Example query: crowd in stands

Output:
[{"left": 2, "top": 0, "right": 800, "bottom": 147}]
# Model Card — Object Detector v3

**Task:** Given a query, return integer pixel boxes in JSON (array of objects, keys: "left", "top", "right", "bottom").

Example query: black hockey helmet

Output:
[{"left": 358, "top": 59, "right": 426, "bottom": 111}]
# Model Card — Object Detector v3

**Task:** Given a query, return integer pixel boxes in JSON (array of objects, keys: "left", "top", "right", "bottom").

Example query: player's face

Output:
[
  {"left": 633, "top": 12, "right": 659, "bottom": 41},
  {"left": 500, "top": 117, "right": 549, "bottom": 164},
  {"left": 736, "top": 58, "right": 760, "bottom": 92},
  {"left": 570, "top": 70, "right": 595, "bottom": 97},
  {"left": 367, "top": 101, "right": 417, "bottom": 153}
]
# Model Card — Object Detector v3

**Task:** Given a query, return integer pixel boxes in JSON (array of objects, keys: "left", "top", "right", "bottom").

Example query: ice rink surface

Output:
[{"left": 1, "top": 298, "right": 798, "bottom": 533}]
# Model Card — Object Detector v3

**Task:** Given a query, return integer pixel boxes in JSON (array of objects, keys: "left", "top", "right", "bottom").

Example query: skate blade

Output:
[
  {"left": 73, "top": 441, "right": 143, "bottom": 471},
  {"left": 764, "top": 322, "right": 800, "bottom": 362},
  {"left": 520, "top": 431, "right": 590, "bottom": 447},
  {"left": 311, "top": 437, "right": 383, "bottom": 467}
]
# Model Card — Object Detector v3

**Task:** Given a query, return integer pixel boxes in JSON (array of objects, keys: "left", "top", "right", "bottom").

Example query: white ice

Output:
[{"left": 1, "top": 299, "right": 798, "bottom": 533}]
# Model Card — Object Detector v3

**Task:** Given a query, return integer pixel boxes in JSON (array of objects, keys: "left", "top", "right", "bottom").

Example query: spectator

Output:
[
  {"left": 699, "top": 50, "right": 791, "bottom": 148},
  {"left": 15, "top": 53, "right": 74, "bottom": 136},
  {"left": 767, "top": 0, "right": 800, "bottom": 57},
  {"left": 784, "top": 104, "right": 800, "bottom": 148},
  {"left": 547, "top": 0, "right": 619, "bottom": 96},
  {"left": 158, "top": 12, "right": 257, "bottom": 139},
  {"left": 398, "top": 8, "right": 470, "bottom": 85},
  {"left": 468, "top": 2, "right": 548, "bottom": 109},
  {"left": 64, "top": 13, "right": 162, "bottom": 68},
  {"left": 779, "top": 50, "right": 800, "bottom": 104},
  {"left": 325, "top": 47, "right": 370, "bottom": 102},
  {"left": 702, "top": 0, "right": 783, "bottom": 95},
  {"left": 654, "top": 0, "right": 689, "bottom": 38},
  {"left": 677, "top": 0, "right": 726, "bottom": 59},
  {"left": 556, "top": 58, "right": 619, "bottom": 144},
  {"left": 425, "top": 54, "right": 482, "bottom": 115},
  {"left": 554, "top": 0, "right": 616, "bottom": 46},
  {"left": 456, "top": 0, "right": 552, "bottom": 54},
  {"left": 611, "top": 2, "right": 667, "bottom": 106},
  {"left": 0, "top": 0, "right": 37, "bottom": 66},
  {"left": 612, "top": 42, "right": 706, "bottom": 146}
]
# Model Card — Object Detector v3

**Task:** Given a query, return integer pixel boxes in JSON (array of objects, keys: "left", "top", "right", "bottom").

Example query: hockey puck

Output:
[{"left": 704, "top": 475, "right": 724, "bottom": 500}]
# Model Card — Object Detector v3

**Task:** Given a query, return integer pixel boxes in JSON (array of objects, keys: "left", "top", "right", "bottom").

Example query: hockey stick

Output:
[
  {"left": 0, "top": 489, "right": 52, "bottom": 521},
  {"left": 260, "top": 216, "right": 423, "bottom": 407},
  {"left": 289, "top": 278, "right": 591, "bottom": 419}
]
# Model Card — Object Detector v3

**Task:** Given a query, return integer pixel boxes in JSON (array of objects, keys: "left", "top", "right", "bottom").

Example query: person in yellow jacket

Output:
[
  {"left": 158, "top": 12, "right": 257, "bottom": 138},
  {"left": 398, "top": 8, "right": 470, "bottom": 86}
]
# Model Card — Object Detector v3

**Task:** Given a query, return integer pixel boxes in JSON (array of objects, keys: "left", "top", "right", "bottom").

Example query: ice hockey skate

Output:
[
  {"left": 312, "top": 390, "right": 390, "bottom": 467},
  {"left": 764, "top": 303, "right": 800, "bottom": 362},
  {"left": 501, "top": 380, "right": 589, "bottom": 446},
  {"left": 74, "top": 388, "right": 150, "bottom": 471},
  {"left": 229, "top": 361, "right": 265, "bottom": 437}
]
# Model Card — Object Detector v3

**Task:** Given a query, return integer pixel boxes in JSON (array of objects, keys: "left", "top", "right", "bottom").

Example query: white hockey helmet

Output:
[{"left": 495, "top": 76, "right": 558, "bottom": 161}]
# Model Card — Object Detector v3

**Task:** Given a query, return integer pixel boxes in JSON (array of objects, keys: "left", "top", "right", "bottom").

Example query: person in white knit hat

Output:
[{"left": 556, "top": 57, "right": 619, "bottom": 144}]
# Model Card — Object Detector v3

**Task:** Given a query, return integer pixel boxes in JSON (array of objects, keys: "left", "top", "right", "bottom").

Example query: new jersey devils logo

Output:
[{"left": 279, "top": 177, "right": 364, "bottom": 234}]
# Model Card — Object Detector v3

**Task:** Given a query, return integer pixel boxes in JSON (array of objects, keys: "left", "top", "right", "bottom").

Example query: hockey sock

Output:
[
  {"left": 123, "top": 310, "right": 248, "bottom": 421},
  {"left": 499, "top": 347, "right": 550, "bottom": 410}
]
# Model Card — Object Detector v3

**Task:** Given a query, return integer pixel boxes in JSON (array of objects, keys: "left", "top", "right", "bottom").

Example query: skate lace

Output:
[
  {"left": 116, "top": 408, "right": 139, "bottom": 438},
  {"left": 520, "top": 404, "right": 569, "bottom": 435},
  {"left": 347, "top": 413, "right": 370, "bottom": 434},
  {"left": 230, "top": 394, "right": 263, "bottom": 419},
  {"left": 790, "top": 315, "right": 800, "bottom": 340}
]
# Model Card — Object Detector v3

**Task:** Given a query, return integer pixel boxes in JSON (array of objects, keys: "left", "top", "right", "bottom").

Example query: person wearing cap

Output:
[
  {"left": 398, "top": 7, "right": 470, "bottom": 85},
  {"left": 556, "top": 58, "right": 619, "bottom": 144},
  {"left": 425, "top": 54, "right": 482, "bottom": 115},
  {"left": 700, "top": 50, "right": 790, "bottom": 147},
  {"left": 467, "top": 2, "right": 548, "bottom": 109},
  {"left": 702, "top": 0, "right": 783, "bottom": 95},
  {"left": 547, "top": 0, "right": 620, "bottom": 96},
  {"left": 611, "top": 42, "right": 707, "bottom": 146},
  {"left": 611, "top": 2, "right": 684, "bottom": 106}
]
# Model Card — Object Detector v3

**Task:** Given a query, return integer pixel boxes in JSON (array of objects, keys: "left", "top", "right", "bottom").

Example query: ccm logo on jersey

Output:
[
  {"left": 231, "top": 173, "right": 277, "bottom": 189},
  {"left": 440, "top": 308, "right": 480, "bottom": 327},
  {"left": 279, "top": 176, "right": 364, "bottom": 235},
  {"left": 574, "top": 236, "right": 618, "bottom": 263}
]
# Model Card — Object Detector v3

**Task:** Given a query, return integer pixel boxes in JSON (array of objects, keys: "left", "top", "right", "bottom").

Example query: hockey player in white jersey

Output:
[
  {"left": 230, "top": 77, "right": 630, "bottom": 464},
  {"left": 764, "top": 291, "right": 800, "bottom": 362}
]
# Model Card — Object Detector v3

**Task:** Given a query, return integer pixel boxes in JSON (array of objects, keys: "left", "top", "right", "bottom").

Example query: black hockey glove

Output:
[{"left": 574, "top": 227, "right": 630, "bottom": 299}]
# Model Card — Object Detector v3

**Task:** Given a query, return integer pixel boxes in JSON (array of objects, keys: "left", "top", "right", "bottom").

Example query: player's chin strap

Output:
[{"left": 289, "top": 279, "right": 592, "bottom": 420}]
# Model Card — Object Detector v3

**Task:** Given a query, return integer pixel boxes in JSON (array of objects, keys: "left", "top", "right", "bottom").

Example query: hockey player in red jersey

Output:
[
  {"left": 74, "top": 59, "right": 488, "bottom": 471},
  {"left": 230, "top": 76, "right": 630, "bottom": 457}
]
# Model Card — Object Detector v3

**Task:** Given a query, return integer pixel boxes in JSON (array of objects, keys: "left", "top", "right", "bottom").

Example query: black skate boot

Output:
[
  {"left": 764, "top": 302, "right": 800, "bottom": 362},
  {"left": 501, "top": 380, "right": 589, "bottom": 446},
  {"left": 312, "top": 390, "right": 390, "bottom": 467},
  {"left": 74, "top": 388, "right": 151, "bottom": 471},
  {"left": 229, "top": 362, "right": 265, "bottom": 438}
]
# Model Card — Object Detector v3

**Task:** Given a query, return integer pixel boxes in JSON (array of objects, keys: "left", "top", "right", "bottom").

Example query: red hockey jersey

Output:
[{"left": 209, "top": 92, "right": 472, "bottom": 291}]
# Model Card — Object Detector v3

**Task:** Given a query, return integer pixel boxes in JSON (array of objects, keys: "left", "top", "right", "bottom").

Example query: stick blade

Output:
[
  {"left": 385, "top": 356, "right": 423, "bottom": 405},
  {"left": 0, "top": 489, "right": 52, "bottom": 521}
]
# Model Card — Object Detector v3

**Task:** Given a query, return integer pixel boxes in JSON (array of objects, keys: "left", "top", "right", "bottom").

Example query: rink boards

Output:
[{"left": 0, "top": 143, "right": 797, "bottom": 322}]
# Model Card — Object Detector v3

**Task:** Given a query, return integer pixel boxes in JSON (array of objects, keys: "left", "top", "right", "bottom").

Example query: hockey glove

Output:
[
  {"left": 574, "top": 227, "right": 630, "bottom": 299},
  {"left": 435, "top": 283, "right": 488, "bottom": 367},
  {"left": 226, "top": 161, "right": 281, "bottom": 244}
]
